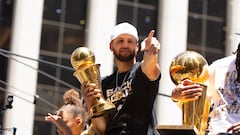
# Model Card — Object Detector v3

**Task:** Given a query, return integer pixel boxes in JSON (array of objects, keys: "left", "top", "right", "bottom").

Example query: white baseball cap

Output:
[{"left": 110, "top": 22, "right": 139, "bottom": 42}]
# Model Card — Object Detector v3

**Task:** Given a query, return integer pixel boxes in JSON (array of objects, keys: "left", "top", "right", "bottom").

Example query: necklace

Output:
[{"left": 116, "top": 71, "right": 130, "bottom": 88}]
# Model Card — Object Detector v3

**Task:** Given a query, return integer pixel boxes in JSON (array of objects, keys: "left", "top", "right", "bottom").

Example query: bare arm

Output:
[
  {"left": 90, "top": 115, "right": 108, "bottom": 135},
  {"left": 45, "top": 112, "right": 73, "bottom": 135},
  {"left": 81, "top": 83, "right": 108, "bottom": 135},
  {"left": 141, "top": 30, "right": 161, "bottom": 81}
]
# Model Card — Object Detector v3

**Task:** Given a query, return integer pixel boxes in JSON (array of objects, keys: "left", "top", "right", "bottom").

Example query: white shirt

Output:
[{"left": 207, "top": 55, "right": 240, "bottom": 135}]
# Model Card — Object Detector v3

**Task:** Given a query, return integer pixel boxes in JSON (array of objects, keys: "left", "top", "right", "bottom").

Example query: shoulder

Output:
[
  {"left": 209, "top": 55, "right": 235, "bottom": 68},
  {"left": 102, "top": 72, "right": 116, "bottom": 81},
  {"left": 208, "top": 55, "right": 236, "bottom": 80},
  {"left": 211, "top": 55, "right": 235, "bottom": 65}
]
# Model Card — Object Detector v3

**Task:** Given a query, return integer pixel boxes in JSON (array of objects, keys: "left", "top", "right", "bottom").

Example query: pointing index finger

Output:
[
  {"left": 141, "top": 30, "right": 156, "bottom": 51},
  {"left": 145, "top": 30, "right": 155, "bottom": 49},
  {"left": 148, "top": 30, "right": 155, "bottom": 39}
]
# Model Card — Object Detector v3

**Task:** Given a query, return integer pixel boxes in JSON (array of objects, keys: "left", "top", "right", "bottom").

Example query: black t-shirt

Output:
[{"left": 102, "top": 62, "right": 161, "bottom": 135}]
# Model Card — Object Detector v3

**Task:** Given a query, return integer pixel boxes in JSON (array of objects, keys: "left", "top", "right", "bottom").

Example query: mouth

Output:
[{"left": 119, "top": 48, "right": 130, "bottom": 53}]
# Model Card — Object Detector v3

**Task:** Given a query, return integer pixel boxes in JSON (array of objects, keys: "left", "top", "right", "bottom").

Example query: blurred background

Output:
[{"left": 0, "top": 0, "right": 239, "bottom": 135}]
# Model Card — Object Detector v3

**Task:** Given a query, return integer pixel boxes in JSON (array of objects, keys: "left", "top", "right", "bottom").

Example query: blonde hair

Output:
[{"left": 59, "top": 89, "right": 89, "bottom": 125}]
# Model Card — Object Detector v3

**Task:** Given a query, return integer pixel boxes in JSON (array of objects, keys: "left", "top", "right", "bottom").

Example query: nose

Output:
[{"left": 121, "top": 41, "right": 129, "bottom": 47}]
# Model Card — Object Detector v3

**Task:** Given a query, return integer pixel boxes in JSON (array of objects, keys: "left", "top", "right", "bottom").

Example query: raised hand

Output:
[
  {"left": 141, "top": 30, "right": 161, "bottom": 81},
  {"left": 45, "top": 112, "right": 73, "bottom": 135},
  {"left": 141, "top": 30, "right": 160, "bottom": 54}
]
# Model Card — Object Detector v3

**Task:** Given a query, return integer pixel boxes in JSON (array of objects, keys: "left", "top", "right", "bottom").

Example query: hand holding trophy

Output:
[
  {"left": 157, "top": 51, "right": 210, "bottom": 135},
  {"left": 169, "top": 51, "right": 210, "bottom": 135},
  {"left": 70, "top": 47, "right": 115, "bottom": 118}
]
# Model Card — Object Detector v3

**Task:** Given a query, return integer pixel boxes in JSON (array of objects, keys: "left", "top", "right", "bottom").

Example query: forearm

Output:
[
  {"left": 90, "top": 115, "right": 108, "bottom": 135},
  {"left": 141, "top": 60, "right": 160, "bottom": 81},
  {"left": 141, "top": 40, "right": 160, "bottom": 81},
  {"left": 45, "top": 113, "right": 73, "bottom": 135}
]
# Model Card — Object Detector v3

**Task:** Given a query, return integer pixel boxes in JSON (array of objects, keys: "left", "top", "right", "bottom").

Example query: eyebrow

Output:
[{"left": 115, "top": 37, "right": 136, "bottom": 41}]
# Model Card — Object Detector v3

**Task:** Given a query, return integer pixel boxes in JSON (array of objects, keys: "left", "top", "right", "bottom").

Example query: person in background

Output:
[
  {"left": 81, "top": 22, "right": 161, "bottom": 135},
  {"left": 45, "top": 89, "right": 96, "bottom": 135},
  {"left": 171, "top": 42, "right": 240, "bottom": 135}
]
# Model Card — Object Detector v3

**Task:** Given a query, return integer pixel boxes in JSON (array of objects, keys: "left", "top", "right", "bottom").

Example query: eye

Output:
[
  {"left": 128, "top": 40, "right": 137, "bottom": 45},
  {"left": 128, "top": 40, "right": 134, "bottom": 44},
  {"left": 116, "top": 39, "right": 124, "bottom": 44}
]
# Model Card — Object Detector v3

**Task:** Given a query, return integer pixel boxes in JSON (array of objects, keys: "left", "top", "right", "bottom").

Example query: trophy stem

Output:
[
  {"left": 89, "top": 98, "right": 115, "bottom": 118},
  {"left": 182, "top": 83, "right": 210, "bottom": 135},
  {"left": 74, "top": 64, "right": 116, "bottom": 118},
  {"left": 162, "top": 51, "right": 210, "bottom": 135}
]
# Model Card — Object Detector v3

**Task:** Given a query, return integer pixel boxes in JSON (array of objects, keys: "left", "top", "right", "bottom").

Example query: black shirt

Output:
[{"left": 102, "top": 62, "right": 161, "bottom": 135}]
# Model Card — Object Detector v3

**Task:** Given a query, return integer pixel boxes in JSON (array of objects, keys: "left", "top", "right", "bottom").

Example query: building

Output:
[{"left": 0, "top": 0, "right": 239, "bottom": 135}]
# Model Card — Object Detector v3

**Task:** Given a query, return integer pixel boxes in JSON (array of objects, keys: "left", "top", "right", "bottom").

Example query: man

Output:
[
  {"left": 81, "top": 22, "right": 161, "bottom": 135},
  {"left": 171, "top": 42, "right": 240, "bottom": 135}
]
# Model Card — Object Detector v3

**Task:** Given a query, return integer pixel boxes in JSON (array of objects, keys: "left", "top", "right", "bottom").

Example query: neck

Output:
[
  {"left": 115, "top": 59, "right": 136, "bottom": 73},
  {"left": 73, "top": 127, "right": 83, "bottom": 135},
  {"left": 73, "top": 130, "right": 81, "bottom": 135}
]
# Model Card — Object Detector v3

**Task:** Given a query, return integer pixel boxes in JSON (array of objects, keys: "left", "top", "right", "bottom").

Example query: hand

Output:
[
  {"left": 140, "top": 30, "right": 161, "bottom": 80},
  {"left": 141, "top": 30, "right": 160, "bottom": 54},
  {"left": 227, "top": 122, "right": 240, "bottom": 135},
  {"left": 81, "top": 82, "right": 103, "bottom": 110},
  {"left": 45, "top": 112, "right": 72, "bottom": 135},
  {"left": 171, "top": 79, "right": 203, "bottom": 102}
]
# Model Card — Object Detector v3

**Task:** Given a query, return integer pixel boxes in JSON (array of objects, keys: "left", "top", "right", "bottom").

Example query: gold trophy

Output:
[
  {"left": 157, "top": 51, "right": 210, "bottom": 135},
  {"left": 70, "top": 47, "right": 115, "bottom": 118}
]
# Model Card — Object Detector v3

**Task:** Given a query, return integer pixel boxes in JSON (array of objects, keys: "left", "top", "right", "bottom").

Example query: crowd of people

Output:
[{"left": 45, "top": 22, "right": 240, "bottom": 135}]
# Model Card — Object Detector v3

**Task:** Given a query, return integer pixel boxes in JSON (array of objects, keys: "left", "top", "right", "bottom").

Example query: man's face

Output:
[{"left": 110, "top": 34, "right": 138, "bottom": 62}]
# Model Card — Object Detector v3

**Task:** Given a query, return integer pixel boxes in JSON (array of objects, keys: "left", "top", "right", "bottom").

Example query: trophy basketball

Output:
[
  {"left": 157, "top": 51, "right": 210, "bottom": 135},
  {"left": 70, "top": 47, "right": 115, "bottom": 118}
]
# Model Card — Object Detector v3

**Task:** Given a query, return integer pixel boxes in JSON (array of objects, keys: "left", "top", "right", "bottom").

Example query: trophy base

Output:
[
  {"left": 156, "top": 125, "right": 199, "bottom": 135},
  {"left": 89, "top": 101, "right": 115, "bottom": 118}
]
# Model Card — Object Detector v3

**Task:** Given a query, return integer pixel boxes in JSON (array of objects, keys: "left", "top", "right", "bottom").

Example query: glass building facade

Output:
[{"left": 0, "top": 0, "right": 227, "bottom": 134}]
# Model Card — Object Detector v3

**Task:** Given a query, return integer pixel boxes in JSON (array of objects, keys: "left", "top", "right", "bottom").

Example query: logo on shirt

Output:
[{"left": 106, "top": 79, "right": 132, "bottom": 103}]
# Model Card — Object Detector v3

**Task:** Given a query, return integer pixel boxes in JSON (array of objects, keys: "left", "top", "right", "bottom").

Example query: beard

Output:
[{"left": 113, "top": 48, "right": 136, "bottom": 62}]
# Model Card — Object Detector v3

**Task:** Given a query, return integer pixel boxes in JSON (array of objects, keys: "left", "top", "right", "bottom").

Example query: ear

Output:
[
  {"left": 75, "top": 116, "right": 83, "bottom": 126},
  {"left": 110, "top": 42, "right": 113, "bottom": 51}
]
